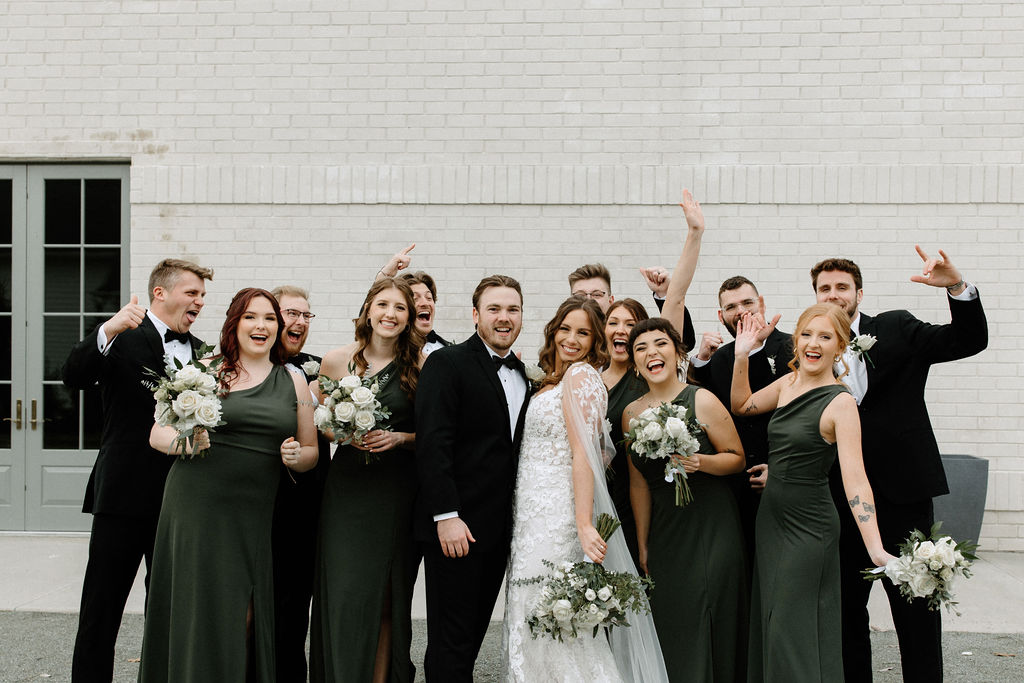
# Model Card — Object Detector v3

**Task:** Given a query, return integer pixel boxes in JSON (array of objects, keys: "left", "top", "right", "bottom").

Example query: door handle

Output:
[
  {"left": 2, "top": 399, "right": 21, "bottom": 429},
  {"left": 30, "top": 399, "right": 39, "bottom": 429}
]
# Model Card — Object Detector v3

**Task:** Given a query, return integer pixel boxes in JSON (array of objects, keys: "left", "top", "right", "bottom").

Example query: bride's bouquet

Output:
[
  {"left": 145, "top": 344, "right": 224, "bottom": 458},
  {"left": 864, "top": 522, "right": 978, "bottom": 615},
  {"left": 514, "top": 514, "right": 654, "bottom": 642},
  {"left": 313, "top": 364, "right": 391, "bottom": 461},
  {"left": 624, "top": 401, "right": 703, "bottom": 506}
]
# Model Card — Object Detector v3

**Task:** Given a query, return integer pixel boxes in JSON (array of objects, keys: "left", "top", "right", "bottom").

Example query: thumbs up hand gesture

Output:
[{"left": 103, "top": 294, "right": 146, "bottom": 340}]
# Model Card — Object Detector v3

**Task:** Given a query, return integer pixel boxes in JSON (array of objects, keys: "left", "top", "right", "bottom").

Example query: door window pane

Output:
[
  {"left": 83, "top": 315, "right": 107, "bottom": 339},
  {"left": 0, "top": 247, "right": 10, "bottom": 312},
  {"left": 84, "top": 248, "right": 120, "bottom": 313},
  {"left": 44, "top": 316, "right": 80, "bottom": 382},
  {"left": 44, "top": 248, "right": 80, "bottom": 312},
  {"left": 0, "top": 385, "right": 10, "bottom": 449},
  {"left": 43, "top": 384, "right": 79, "bottom": 449},
  {"left": 84, "top": 180, "right": 121, "bottom": 245},
  {"left": 0, "top": 315, "right": 10, "bottom": 380},
  {"left": 44, "top": 179, "right": 81, "bottom": 245},
  {"left": 0, "top": 179, "right": 11, "bottom": 243},
  {"left": 82, "top": 386, "right": 103, "bottom": 449}
]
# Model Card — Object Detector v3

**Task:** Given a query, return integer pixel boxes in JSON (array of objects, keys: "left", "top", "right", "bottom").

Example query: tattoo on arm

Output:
[
  {"left": 858, "top": 514, "right": 871, "bottom": 523},
  {"left": 863, "top": 501, "right": 875, "bottom": 514},
  {"left": 743, "top": 402, "right": 758, "bottom": 415},
  {"left": 848, "top": 495, "right": 860, "bottom": 509},
  {"left": 722, "top": 448, "right": 739, "bottom": 455}
]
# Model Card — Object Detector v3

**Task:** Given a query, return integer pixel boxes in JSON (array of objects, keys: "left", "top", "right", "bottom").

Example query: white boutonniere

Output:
[
  {"left": 849, "top": 334, "right": 877, "bottom": 367},
  {"left": 767, "top": 355, "right": 777, "bottom": 375},
  {"left": 524, "top": 363, "right": 546, "bottom": 390},
  {"left": 301, "top": 359, "right": 321, "bottom": 377}
]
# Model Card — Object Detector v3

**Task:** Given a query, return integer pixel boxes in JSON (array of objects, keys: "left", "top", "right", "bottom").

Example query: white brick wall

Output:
[{"left": 1, "top": 0, "right": 1021, "bottom": 547}]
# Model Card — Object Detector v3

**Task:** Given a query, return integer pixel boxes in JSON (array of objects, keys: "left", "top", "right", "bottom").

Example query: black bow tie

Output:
[
  {"left": 163, "top": 328, "right": 191, "bottom": 345},
  {"left": 426, "top": 330, "right": 440, "bottom": 344},
  {"left": 492, "top": 354, "right": 518, "bottom": 371}
]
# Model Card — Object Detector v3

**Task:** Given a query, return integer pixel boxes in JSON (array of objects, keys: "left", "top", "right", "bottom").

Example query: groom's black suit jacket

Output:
[
  {"left": 415, "top": 333, "right": 531, "bottom": 552},
  {"left": 62, "top": 316, "right": 203, "bottom": 518},
  {"left": 851, "top": 293, "right": 988, "bottom": 504}
]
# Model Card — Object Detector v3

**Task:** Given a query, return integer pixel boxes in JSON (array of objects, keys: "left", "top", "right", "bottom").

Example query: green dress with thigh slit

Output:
[
  {"left": 140, "top": 364, "right": 296, "bottom": 683},
  {"left": 309, "top": 361, "right": 419, "bottom": 682},
  {"left": 630, "top": 385, "right": 748, "bottom": 682},
  {"left": 747, "top": 383, "right": 849, "bottom": 683}
]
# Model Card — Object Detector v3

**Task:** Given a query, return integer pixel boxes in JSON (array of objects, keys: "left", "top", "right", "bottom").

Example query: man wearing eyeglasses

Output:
[
  {"left": 270, "top": 285, "right": 331, "bottom": 683},
  {"left": 568, "top": 263, "right": 695, "bottom": 350}
]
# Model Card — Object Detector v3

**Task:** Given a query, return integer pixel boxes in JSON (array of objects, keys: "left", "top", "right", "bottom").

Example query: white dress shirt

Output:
[{"left": 97, "top": 310, "right": 192, "bottom": 366}]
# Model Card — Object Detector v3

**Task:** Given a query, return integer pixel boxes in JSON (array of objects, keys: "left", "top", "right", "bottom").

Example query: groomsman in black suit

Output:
[
  {"left": 691, "top": 275, "right": 793, "bottom": 562},
  {"left": 62, "top": 258, "right": 213, "bottom": 682},
  {"left": 415, "top": 275, "right": 530, "bottom": 683},
  {"left": 376, "top": 243, "right": 453, "bottom": 355},
  {"left": 812, "top": 248, "right": 987, "bottom": 683},
  {"left": 269, "top": 285, "right": 331, "bottom": 683}
]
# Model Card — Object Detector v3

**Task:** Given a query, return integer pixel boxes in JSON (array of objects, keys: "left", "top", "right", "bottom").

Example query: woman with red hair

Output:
[{"left": 140, "top": 287, "right": 317, "bottom": 683}]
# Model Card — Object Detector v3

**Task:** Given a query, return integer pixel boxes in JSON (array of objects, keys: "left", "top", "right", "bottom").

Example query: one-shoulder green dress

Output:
[
  {"left": 309, "top": 361, "right": 418, "bottom": 682},
  {"left": 748, "top": 383, "right": 850, "bottom": 683},
  {"left": 630, "top": 385, "right": 748, "bottom": 682},
  {"left": 139, "top": 364, "right": 296, "bottom": 683}
]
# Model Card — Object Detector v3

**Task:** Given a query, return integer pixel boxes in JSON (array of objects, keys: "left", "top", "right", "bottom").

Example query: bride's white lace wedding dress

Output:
[{"left": 504, "top": 363, "right": 668, "bottom": 683}]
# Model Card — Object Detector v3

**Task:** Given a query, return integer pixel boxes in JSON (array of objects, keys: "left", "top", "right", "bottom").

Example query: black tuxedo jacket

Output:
[
  {"left": 415, "top": 333, "right": 531, "bottom": 552},
  {"left": 854, "top": 293, "right": 987, "bottom": 503},
  {"left": 693, "top": 328, "right": 793, "bottom": 465},
  {"left": 61, "top": 316, "right": 203, "bottom": 518}
]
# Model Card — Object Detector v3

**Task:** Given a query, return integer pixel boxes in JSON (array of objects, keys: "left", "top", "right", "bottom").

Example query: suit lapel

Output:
[
  {"left": 857, "top": 313, "right": 877, "bottom": 380},
  {"left": 139, "top": 315, "right": 167, "bottom": 366},
  {"left": 468, "top": 335, "right": 512, "bottom": 424}
]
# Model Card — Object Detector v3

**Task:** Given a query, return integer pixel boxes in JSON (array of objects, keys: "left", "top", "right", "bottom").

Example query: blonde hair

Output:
[
  {"left": 788, "top": 303, "right": 852, "bottom": 379},
  {"left": 271, "top": 285, "right": 309, "bottom": 302}
]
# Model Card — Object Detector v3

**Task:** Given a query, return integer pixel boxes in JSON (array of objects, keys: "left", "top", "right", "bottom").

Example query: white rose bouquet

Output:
[
  {"left": 512, "top": 514, "right": 653, "bottom": 642},
  {"left": 864, "top": 522, "right": 978, "bottom": 615},
  {"left": 313, "top": 363, "right": 392, "bottom": 462},
  {"left": 144, "top": 343, "right": 224, "bottom": 458},
  {"left": 623, "top": 400, "right": 704, "bottom": 506}
]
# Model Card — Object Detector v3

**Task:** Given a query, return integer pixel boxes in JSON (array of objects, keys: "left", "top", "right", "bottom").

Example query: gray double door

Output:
[{"left": 1, "top": 164, "right": 130, "bottom": 531}]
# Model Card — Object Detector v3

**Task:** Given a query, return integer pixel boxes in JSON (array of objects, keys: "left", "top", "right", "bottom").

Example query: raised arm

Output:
[
  {"left": 661, "top": 189, "right": 705, "bottom": 333},
  {"left": 731, "top": 314, "right": 783, "bottom": 415},
  {"left": 376, "top": 243, "right": 415, "bottom": 281}
]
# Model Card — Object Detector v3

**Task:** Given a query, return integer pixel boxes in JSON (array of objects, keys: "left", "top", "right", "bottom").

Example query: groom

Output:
[{"left": 415, "top": 274, "right": 530, "bottom": 683}]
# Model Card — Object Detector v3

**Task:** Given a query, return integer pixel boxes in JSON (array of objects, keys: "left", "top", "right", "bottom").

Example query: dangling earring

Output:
[
  {"left": 633, "top": 366, "right": 641, "bottom": 378},
  {"left": 834, "top": 355, "right": 841, "bottom": 363}
]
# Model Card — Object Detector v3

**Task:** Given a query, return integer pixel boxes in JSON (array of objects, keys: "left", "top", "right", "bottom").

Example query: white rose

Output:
[
  {"left": 339, "top": 375, "right": 362, "bottom": 390},
  {"left": 663, "top": 416, "right": 686, "bottom": 440},
  {"left": 331, "top": 389, "right": 343, "bottom": 401},
  {"left": 353, "top": 410, "right": 375, "bottom": 431},
  {"left": 928, "top": 558, "right": 943, "bottom": 572},
  {"left": 597, "top": 586, "right": 612, "bottom": 602},
  {"left": 153, "top": 401, "right": 172, "bottom": 425},
  {"left": 174, "top": 364, "right": 203, "bottom": 385},
  {"left": 939, "top": 567, "right": 954, "bottom": 582},
  {"left": 934, "top": 542, "right": 956, "bottom": 568},
  {"left": 855, "top": 334, "right": 877, "bottom": 351},
  {"left": 313, "top": 404, "right": 331, "bottom": 429},
  {"left": 584, "top": 589, "right": 596, "bottom": 601},
  {"left": 172, "top": 390, "right": 202, "bottom": 418},
  {"left": 154, "top": 387, "right": 168, "bottom": 402},
  {"left": 914, "top": 541, "right": 937, "bottom": 563},
  {"left": 195, "top": 372, "right": 218, "bottom": 394},
  {"left": 884, "top": 555, "right": 913, "bottom": 584},
  {"left": 524, "top": 363, "right": 546, "bottom": 382},
  {"left": 349, "top": 386, "right": 375, "bottom": 407},
  {"left": 641, "top": 421, "right": 663, "bottom": 442},
  {"left": 301, "top": 359, "right": 321, "bottom": 376},
  {"left": 907, "top": 569, "right": 938, "bottom": 598},
  {"left": 638, "top": 407, "right": 656, "bottom": 422},
  {"left": 334, "top": 402, "right": 356, "bottom": 423},
  {"left": 551, "top": 599, "right": 573, "bottom": 623},
  {"left": 193, "top": 397, "right": 222, "bottom": 428}
]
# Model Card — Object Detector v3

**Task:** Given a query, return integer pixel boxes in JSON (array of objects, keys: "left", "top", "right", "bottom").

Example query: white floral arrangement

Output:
[
  {"left": 513, "top": 515, "right": 653, "bottom": 642},
  {"left": 144, "top": 343, "right": 224, "bottom": 458},
  {"left": 623, "top": 401, "right": 703, "bottom": 506},
  {"left": 865, "top": 522, "right": 977, "bottom": 615},
  {"left": 300, "top": 359, "right": 320, "bottom": 377},
  {"left": 849, "top": 333, "right": 877, "bottom": 366},
  {"left": 313, "top": 364, "right": 391, "bottom": 461},
  {"left": 524, "top": 363, "right": 546, "bottom": 390}
]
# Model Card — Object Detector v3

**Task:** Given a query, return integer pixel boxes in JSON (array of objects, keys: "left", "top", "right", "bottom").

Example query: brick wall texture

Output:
[{"left": 2, "top": 0, "right": 1021, "bottom": 548}]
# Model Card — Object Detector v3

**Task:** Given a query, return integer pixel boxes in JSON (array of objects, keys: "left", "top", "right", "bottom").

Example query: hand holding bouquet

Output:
[
  {"left": 313, "top": 364, "right": 391, "bottom": 461},
  {"left": 624, "top": 401, "right": 703, "bottom": 506},
  {"left": 514, "top": 514, "right": 653, "bottom": 642},
  {"left": 864, "top": 522, "right": 977, "bottom": 615},
  {"left": 145, "top": 344, "right": 224, "bottom": 458}
]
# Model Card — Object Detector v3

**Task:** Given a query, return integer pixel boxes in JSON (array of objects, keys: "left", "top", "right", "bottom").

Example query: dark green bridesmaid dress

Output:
[
  {"left": 606, "top": 370, "right": 648, "bottom": 568},
  {"left": 748, "top": 383, "right": 850, "bottom": 683},
  {"left": 140, "top": 364, "right": 297, "bottom": 683},
  {"left": 309, "top": 361, "right": 418, "bottom": 682},
  {"left": 631, "top": 385, "right": 748, "bottom": 682}
]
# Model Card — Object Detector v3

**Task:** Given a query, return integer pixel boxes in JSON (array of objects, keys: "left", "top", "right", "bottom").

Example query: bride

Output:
[{"left": 504, "top": 296, "right": 668, "bottom": 683}]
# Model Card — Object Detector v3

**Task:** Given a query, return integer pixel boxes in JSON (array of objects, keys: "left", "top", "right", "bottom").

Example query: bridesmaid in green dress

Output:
[
  {"left": 731, "top": 303, "right": 895, "bottom": 683},
  {"left": 624, "top": 317, "right": 749, "bottom": 682},
  {"left": 141, "top": 288, "right": 319, "bottom": 683},
  {"left": 310, "top": 277, "right": 424, "bottom": 683},
  {"left": 602, "top": 297, "right": 650, "bottom": 566}
]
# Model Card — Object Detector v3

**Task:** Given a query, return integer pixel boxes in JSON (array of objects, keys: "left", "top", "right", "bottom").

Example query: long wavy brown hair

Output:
[
  {"left": 214, "top": 288, "right": 287, "bottom": 392},
  {"left": 537, "top": 295, "right": 609, "bottom": 388},
  {"left": 351, "top": 277, "right": 423, "bottom": 399}
]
